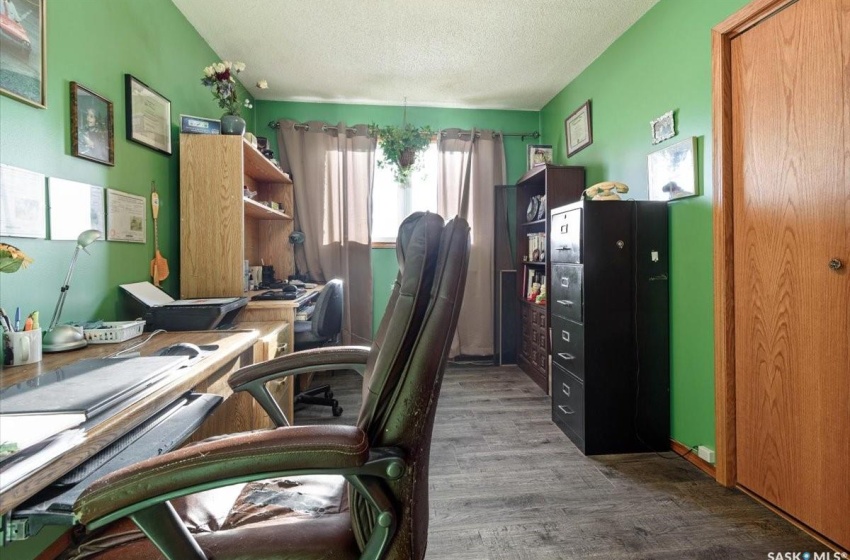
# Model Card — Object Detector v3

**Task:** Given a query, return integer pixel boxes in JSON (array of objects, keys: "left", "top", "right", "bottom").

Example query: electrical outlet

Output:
[{"left": 698, "top": 445, "right": 716, "bottom": 464}]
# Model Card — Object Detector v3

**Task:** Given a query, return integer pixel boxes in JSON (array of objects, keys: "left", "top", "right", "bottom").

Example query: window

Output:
[{"left": 371, "top": 141, "right": 439, "bottom": 243}]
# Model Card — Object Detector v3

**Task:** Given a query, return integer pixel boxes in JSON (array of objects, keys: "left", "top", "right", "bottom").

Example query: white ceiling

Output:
[{"left": 173, "top": 0, "right": 658, "bottom": 111}]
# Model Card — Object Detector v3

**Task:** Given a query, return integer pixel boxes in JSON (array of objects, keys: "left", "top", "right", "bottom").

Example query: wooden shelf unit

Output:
[
  {"left": 514, "top": 164, "right": 585, "bottom": 393},
  {"left": 180, "top": 134, "right": 295, "bottom": 298}
]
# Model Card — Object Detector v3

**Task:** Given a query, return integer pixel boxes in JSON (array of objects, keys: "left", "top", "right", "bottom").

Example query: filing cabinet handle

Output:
[
  {"left": 562, "top": 382, "right": 571, "bottom": 396},
  {"left": 560, "top": 277, "right": 570, "bottom": 287},
  {"left": 556, "top": 246, "right": 572, "bottom": 251},
  {"left": 557, "top": 404, "right": 575, "bottom": 415},
  {"left": 561, "top": 330, "right": 570, "bottom": 342},
  {"left": 557, "top": 299, "right": 574, "bottom": 307},
  {"left": 557, "top": 352, "right": 575, "bottom": 362},
  {"left": 560, "top": 224, "right": 568, "bottom": 233}
]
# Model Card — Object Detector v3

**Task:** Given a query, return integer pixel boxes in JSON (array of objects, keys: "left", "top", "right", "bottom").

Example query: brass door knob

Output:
[{"left": 828, "top": 258, "right": 843, "bottom": 270}]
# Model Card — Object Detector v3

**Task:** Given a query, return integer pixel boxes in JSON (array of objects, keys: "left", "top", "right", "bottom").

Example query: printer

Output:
[{"left": 120, "top": 282, "right": 247, "bottom": 331}]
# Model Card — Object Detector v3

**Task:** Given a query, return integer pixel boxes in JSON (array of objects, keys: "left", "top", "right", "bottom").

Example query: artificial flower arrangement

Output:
[
  {"left": 201, "top": 61, "right": 267, "bottom": 115},
  {"left": 0, "top": 243, "right": 33, "bottom": 273}
]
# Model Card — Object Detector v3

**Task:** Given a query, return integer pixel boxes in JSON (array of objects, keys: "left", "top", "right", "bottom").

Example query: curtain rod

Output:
[{"left": 267, "top": 120, "right": 540, "bottom": 140}]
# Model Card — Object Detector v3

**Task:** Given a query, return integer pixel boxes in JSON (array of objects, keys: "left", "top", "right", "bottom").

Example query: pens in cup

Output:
[
  {"left": 0, "top": 308, "right": 12, "bottom": 332},
  {"left": 14, "top": 307, "right": 21, "bottom": 331}
]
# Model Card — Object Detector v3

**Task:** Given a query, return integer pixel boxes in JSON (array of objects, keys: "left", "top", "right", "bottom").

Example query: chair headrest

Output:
[{"left": 395, "top": 212, "right": 430, "bottom": 275}]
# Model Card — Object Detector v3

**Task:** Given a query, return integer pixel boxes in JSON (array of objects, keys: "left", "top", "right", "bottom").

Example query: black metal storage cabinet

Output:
[{"left": 549, "top": 200, "right": 669, "bottom": 454}]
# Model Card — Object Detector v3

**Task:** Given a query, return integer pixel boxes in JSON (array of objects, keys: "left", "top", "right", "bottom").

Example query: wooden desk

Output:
[
  {"left": 0, "top": 329, "right": 257, "bottom": 516},
  {"left": 239, "top": 286, "right": 322, "bottom": 355}
]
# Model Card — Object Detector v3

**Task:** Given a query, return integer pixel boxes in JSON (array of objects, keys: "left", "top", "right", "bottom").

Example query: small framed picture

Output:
[
  {"left": 650, "top": 111, "right": 676, "bottom": 144},
  {"left": 527, "top": 144, "right": 553, "bottom": 169},
  {"left": 70, "top": 82, "right": 114, "bottom": 166},
  {"left": 125, "top": 74, "right": 172, "bottom": 155},
  {"left": 0, "top": 0, "right": 46, "bottom": 108},
  {"left": 565, "top": 100, "right": 593, "bottom": 157},
  {"left": 648, "top": 137, "right": 698, "bottom": 201}
]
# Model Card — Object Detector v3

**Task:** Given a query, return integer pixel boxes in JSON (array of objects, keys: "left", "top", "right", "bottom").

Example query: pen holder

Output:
[{"left": 2, "top": 328, "right": 42, "bottom": 367}]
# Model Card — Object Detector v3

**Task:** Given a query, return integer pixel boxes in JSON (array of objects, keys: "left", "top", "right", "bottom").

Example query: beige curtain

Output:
[
  {"left": 277, "top": 120, "right": 375, "bottom": 345},
  {"left": 438, "top": 129, "right": 506, "bottom": 357}
]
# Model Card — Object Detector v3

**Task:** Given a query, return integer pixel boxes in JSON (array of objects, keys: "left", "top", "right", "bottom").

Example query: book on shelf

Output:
[{"left": 525, "top": 232, "right": 546, "bottom": 262}]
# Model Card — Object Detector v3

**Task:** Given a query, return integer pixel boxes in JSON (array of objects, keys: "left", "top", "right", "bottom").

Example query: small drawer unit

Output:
[
  {"left": 551, "top": 264, "right": 583, "bottom": 323},
  {"left": 550, "top": 314, "right": 584, "bottom": 380},
  {"left": 551, "top": 362, "right": 585, "bottom": 445},
  {"left": 550, "top": 207, "right": 581, "bottom": 263},
  {"left": 548, "top": 200, "right": 670, "bottom": 455}
]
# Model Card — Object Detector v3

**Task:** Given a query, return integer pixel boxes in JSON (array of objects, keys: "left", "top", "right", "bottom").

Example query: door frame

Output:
[{"left": 711, "top": 0, "right": 798, "bottom": 488}]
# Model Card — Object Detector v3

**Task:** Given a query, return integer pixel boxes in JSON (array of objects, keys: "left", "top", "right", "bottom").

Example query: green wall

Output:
[
  {"left": 255, "top": 100, "right": 538, "bottom": 334},
  {"left": 539, "top": 0, "right": 748, "bottom": 452},
  {"left": 0, "top": 0, "right": 253, "bottom": 329}
]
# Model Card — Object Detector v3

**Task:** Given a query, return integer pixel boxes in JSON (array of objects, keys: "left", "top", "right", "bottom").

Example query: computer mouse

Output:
[
  {"left": 282, "top": 284, "right": 298, "bottom": 293},
  {"left": 158, "top": 342, "right": 202, "bottom": 358}
]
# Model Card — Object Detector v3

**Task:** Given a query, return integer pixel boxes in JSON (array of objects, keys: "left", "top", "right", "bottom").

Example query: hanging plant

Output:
[{"left": 369, "top": 123, "right": 434, "bottom": 184}]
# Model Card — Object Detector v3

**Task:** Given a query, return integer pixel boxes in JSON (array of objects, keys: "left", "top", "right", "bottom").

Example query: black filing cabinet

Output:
[{"left": 549, "top": 200, "right": 669, "bottom": 454}]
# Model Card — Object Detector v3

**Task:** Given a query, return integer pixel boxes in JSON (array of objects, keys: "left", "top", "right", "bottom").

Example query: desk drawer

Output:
[
  {"left": 552, "top": 362, "right": 585, "bottom": 440},
  {"left": 551, "top": 264, "right": 583, "bottom": 323},
  {"left": 551, "top": 315, "right": 584, "bottom": 380},
  {"left": 550, "top": 208, "right": 581, "bottom": 263}
]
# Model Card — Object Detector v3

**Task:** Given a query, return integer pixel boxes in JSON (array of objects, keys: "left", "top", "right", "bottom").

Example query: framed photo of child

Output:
[{"left": 70, "top": 82, "right": 114, "bottom": 166}]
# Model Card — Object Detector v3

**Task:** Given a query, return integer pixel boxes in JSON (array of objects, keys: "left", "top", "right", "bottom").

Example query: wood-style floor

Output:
[{"left": 297, "top": 365, "right": 824, "bottom": 559}]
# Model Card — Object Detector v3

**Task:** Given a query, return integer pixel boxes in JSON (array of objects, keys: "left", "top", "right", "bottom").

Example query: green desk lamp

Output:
[{"left": 43, "top": 229, "right": 101, "bottom": 353}]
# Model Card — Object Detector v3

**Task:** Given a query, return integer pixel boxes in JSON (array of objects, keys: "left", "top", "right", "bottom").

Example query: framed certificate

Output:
[{"left": 125, "top": 74, "right": 172, "bottom": 155}]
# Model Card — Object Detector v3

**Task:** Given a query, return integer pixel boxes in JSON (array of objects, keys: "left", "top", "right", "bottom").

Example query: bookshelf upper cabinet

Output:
[
  {"left": 514, "top": 164, "right": 585, "bottom": 392},
  {"left": 179, "top": 134, "right": 295, "bottom": 298}
]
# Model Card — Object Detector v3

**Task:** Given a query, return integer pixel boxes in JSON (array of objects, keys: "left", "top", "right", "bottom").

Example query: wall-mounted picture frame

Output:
[
  {"left": 71, "top": 82, "right": 114, "bottom": 166},
  {"left": 0, "top": 0, "right": 46, "bottom": 108},
  {"left": 125, "top": 74, "right": 172, "bottom": 155},
  {"left": 527, "top": 144, "right": 553, "bottom": 170},
  {"left": 650, "top": 110, "right": 676, "bottom": 144},
  {"left": 565, "top": 100, "right": 592, "bottom": 157},
  {"left": 648, "top": 137, "right": 698, "bottom": 201}
]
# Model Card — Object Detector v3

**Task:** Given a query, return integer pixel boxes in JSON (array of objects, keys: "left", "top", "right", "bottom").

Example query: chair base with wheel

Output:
[{"left": 293, "top": 279, "right": 344, "bottom": 417}]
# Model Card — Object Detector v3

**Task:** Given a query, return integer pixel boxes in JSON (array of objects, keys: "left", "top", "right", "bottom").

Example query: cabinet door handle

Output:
[
  {"left": 557, "top": 299, "right": 574, "bottom": 307},
  {"left": 561, "top": 330, "right": 570, "bottom": 342},
  {"left": 562, "top": 383, "right": 571, "bottom": 397},
  {"left": 560, "top": 277, "right": 570, "bottom": 287},
  {"left": 557, "top": 352, "right": 575, "bottom": 362},
  {"left": 557, "top": 404, "right": 575, "bottom": 415}
]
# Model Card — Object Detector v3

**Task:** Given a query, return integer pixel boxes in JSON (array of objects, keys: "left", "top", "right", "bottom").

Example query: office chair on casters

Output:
[
  {"left": 293, "top": 278, "right": 344, "bottom": 416},
  {"left": 69, "top": 211, "right": 470, "bottom": 560}
]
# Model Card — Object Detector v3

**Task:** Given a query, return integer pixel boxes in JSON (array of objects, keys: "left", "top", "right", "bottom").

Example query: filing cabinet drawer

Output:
[
  {"left": 551, "top": 264, "right": 583, "bottom": 322},
  {"left": 552, "top": 362, "right": 585, "bottom": 440},
  {"left": 551, "top": 314, "right": 584, "bottom": 380},
  {"left": 550, "top": 208, "right": 581, "bottom": 263}
]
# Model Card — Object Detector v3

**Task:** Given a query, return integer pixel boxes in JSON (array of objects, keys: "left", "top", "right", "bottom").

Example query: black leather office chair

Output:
[
  {"left": 69, "top": 212, "right": 469, "bottom": 560},
  {"left": 293, "top": 278, "right": 344, "bottom": 416}
]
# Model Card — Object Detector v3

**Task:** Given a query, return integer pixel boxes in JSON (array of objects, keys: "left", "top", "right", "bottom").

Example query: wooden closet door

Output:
[{"left": 732, "top": 0, "right": 849, "bottom": 548}]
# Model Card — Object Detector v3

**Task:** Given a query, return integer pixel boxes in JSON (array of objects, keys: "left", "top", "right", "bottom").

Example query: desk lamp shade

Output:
[{"left": 43, "top": 229, "right": 101, "bottom": 353}]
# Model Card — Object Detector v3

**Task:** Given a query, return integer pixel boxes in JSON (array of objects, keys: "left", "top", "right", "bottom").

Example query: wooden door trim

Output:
[{"left": 711, "top": 0, "right": 798, "bottom": 488}]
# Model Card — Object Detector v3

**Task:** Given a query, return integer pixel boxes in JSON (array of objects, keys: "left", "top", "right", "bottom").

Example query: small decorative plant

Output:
[
  {"left": 0, "top": 243, "right": 33, "bottom": 273},
  {"left": 370, "top": 123, "right": 434, "bottom": 184},
  {"left": 201, "top": 61, "right": 255, "bottom": 116}
]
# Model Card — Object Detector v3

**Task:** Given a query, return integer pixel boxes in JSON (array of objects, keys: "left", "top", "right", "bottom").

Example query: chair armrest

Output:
[
  {"left": 75, "top": 425, "right": 368, "bottom": 528},
  {"left": 229, "top": 345, "right": 371, "bottom": 390}
]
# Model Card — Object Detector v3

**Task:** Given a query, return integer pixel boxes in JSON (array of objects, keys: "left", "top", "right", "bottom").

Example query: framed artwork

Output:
[
  {"left": 650, "top": 110, "right": 676, "bottom": 144},
  {"left": 527, "top": 144, "right": 553, "bottom": 169},
  {"left": 565, "top": 100, "right": 592, "bottom": 157},
  {"left": 0, "top": 0, "right": 46, "bottom": 107},
  {"left": 71, "top": 82, "right": 114, "bottom": 166},
  {"left": 648, "top": 137, "right": 698, "bottom": 201},
  {"left": 125, "top": 74, "right": 172, "bottom": 155}
]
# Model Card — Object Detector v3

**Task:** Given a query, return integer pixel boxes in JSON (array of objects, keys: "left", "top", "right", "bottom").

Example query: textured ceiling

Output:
[{"left": 173, "top": 0, "right": 658, "bottom": 111}]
